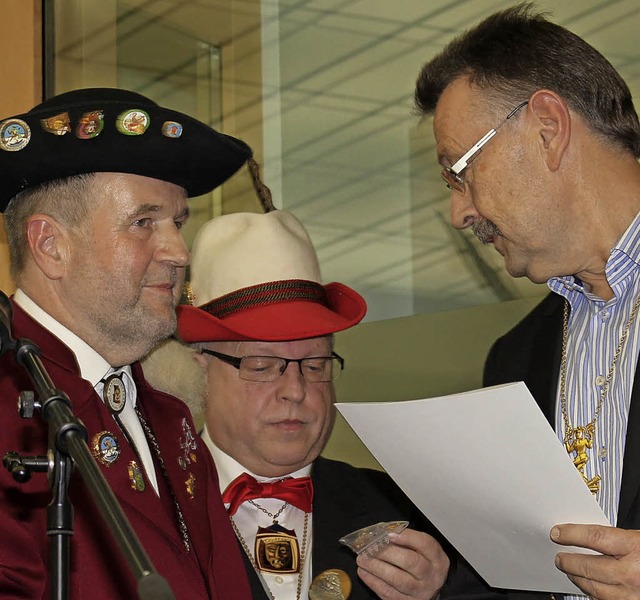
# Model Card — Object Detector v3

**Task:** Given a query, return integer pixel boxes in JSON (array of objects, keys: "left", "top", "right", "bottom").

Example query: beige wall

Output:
[
  {"left": 323, "top": 295, "right": 545, "bottom": 469},
  {"left": 0, "top": 0, "right": 42, "bottom": 294}
]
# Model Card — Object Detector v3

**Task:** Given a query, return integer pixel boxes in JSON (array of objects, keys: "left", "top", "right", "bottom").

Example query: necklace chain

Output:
[
  {"left": 249, "top": 498, "right": 288, "bottom": 522},
  {"left": 231, "top": 512, "right": 309, "bottom": 600},
  {"left": 560, "top": 295, "right": 640, "bottom": 492},
  {"left": 134, "top": 406, "right": 191, "bottom": 551}
]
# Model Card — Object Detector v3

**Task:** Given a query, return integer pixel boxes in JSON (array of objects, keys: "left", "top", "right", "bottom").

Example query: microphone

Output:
[{"left": 0, "top": 290, "right": 15, "bottom": 356}]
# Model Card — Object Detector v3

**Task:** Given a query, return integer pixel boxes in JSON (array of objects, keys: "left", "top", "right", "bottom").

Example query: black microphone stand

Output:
[{"left": 1, "top": 294, "right": 175, "bottom": 600}]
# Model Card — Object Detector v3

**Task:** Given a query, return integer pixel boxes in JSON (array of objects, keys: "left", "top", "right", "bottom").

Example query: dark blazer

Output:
[
  {"left": 0, "top": 301, "right": 251, "bottom": 599},
  {"left": 482, "top": 291, "right": 640, "bottom": 599},
  {"left": 240, "top": 456, "right": 498, "bottom": 599}
]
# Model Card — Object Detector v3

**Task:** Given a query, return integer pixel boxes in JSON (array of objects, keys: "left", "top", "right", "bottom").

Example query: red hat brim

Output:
[{"left": 177, "top": 282, "right": 366, "bottom": 342}]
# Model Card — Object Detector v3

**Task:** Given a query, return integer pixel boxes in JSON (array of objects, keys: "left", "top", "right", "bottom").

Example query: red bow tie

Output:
[{"left": 222, "top": 473, "right": 314, "bottom": 516}]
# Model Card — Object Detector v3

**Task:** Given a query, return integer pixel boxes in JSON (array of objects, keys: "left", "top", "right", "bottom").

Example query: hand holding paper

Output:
[
  {"left": 551, "top": 523, "right": 640, "bottom": 599},
  {"left": 336, "top": 382, "right": 610, "bottom": 595}
]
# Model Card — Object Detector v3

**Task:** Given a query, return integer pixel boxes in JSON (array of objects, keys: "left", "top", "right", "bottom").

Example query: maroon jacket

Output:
[{"left": 0, "top": 301, "right": 251, "bottom": 599}]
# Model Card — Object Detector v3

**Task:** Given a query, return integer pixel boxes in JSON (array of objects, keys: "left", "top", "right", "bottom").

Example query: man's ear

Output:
[
  {"left": 193, "top": 350, "right": 208, "bottom": 369},
  {"left": 25, "top": 214, "right": 70, "bottom": 280},
  {"left": 529, "top": 89, "right": 571, "bottom": 172}
]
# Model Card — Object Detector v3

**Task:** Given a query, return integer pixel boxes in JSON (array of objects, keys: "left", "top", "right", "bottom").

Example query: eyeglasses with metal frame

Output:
[
  {"left": 441, "top": 100, "right": 528, "bottom": 194},
  {"left": 200, "top": 349, "right": 345, "bottom": 382}
]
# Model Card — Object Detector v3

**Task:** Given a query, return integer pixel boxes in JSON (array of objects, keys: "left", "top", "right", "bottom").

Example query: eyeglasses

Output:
[
  {"left": 441, "top": 100, "right": 528, "bottom": 194},
  {"left": 200, "top": 349, "right": 345, "bottom": 383}
]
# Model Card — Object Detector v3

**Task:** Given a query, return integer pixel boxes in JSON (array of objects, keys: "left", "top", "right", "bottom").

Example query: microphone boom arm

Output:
[{"left": 1, "top": 293, "right": 175, "bottom": 600}]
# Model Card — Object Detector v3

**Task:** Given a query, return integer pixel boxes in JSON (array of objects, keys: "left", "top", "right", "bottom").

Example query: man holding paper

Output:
[{"left": 416, "top": 3, "right": 640, "bottom": 598}]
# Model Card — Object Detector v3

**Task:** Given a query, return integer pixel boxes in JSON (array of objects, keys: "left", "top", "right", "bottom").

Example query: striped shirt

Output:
[{"left": 549, "top": 212, "right": 640, "bottom": 529}]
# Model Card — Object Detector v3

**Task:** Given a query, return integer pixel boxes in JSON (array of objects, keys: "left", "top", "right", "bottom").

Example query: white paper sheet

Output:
[{"left": 336, "top": 381, "right": 610, "bottom": 595}]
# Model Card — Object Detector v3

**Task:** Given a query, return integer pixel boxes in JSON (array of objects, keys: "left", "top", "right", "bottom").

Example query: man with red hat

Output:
[
  {"left": 144, "top": 209, "right": 452, "bottom": 600},
  {"left": 0, "top": 88, "right": 253, "bottom": 599}
]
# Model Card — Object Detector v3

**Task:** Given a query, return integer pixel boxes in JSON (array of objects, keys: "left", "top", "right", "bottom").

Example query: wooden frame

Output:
[{"left": 0, "top": 0, "right": 42, "bottom": 293}]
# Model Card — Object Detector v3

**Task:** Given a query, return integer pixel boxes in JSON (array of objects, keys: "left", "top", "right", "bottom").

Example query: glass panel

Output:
[
  {"left": 49, "top": 0, "right": 640, "bottom": 321},
  {"left": 50, "top": 0, "right": 224, "bottom": 243}
]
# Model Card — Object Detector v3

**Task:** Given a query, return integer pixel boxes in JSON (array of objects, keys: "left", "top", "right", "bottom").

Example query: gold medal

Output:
[
  {"left": 255, "top": 524, "right": 300, "bottom": 574},
  {"left": 309, "top": 569, "right": 352, "bottom": 600}
]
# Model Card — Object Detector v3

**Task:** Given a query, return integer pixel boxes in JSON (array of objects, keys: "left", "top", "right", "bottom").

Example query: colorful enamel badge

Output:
[
  {"left": 76, "top": 110, "right": 104, "bottom": 139},
  {"left": 103, "top": 374, "right": 126, "bottom": 414},
  {"left": 162, "top": 121, "right": 183, "bottom": 138},
  {"left": 40, "top": 112, "right": 71, "bottom": 135},
  {"left": 91, "top": 431, "right": 121, "bottom": 466},
  {"left": 128, "top": 460, "right": 146, "bottom": 492},
  {"left": 255, "top": 524, "right": 300, "bottom": 574},
  {"left": 0, "top": 119, "right": 31, "bottom": 152},
  {"left": 116, "top": 109, "right": 150, "bottom": 135}
]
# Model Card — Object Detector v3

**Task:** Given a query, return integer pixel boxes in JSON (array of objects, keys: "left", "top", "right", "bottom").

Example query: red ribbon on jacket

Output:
[{"left": 222, "top": 473, "right": 314, "bottom": 516}]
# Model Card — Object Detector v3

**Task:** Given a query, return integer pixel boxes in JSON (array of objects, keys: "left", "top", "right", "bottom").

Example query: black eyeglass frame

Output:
[
  {"left": 441, "top": 100, "right": 528, "bottom": 194},
  {"left": 200, "top": 349, "right": 345, "bottom": 382}
]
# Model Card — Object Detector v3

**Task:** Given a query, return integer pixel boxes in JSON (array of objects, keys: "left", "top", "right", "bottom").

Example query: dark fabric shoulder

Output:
[
  {"left": 483, "top": 293, "right": 563, "bottom": 388},
  {"left": 313, "top": 456, "right": 426, "bottom": 526}
]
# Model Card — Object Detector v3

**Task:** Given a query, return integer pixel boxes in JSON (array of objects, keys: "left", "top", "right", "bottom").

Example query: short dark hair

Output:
[{"left": 414, "top": 2, "right": 640, "bottom": 157}]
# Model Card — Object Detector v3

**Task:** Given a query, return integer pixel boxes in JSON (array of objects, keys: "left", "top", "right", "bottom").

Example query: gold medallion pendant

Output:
[
  {"left": 559, "top": 296, "right": 640, "bottom": 495},
  {"left": 255, "top": 524, "right": 300, "bottom": 574},
  {"left": 564, "top": 423, "right": 601, "bottom": 494}
]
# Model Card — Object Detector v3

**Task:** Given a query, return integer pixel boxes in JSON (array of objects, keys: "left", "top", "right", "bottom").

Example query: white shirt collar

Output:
[
  {"left": 201, "top": 425, "right": 313, "bottom": 493},
  {"left": 14, "top": 289, "right": 112, "bottom": 386}
]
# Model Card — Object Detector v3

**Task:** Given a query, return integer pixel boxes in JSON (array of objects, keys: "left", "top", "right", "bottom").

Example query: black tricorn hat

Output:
[{"left": 0, "top": 87, "right": 253, "bottom": 212}]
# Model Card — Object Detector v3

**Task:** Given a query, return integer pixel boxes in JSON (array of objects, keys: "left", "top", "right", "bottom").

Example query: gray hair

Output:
[{"left": 3, "top": 174, "right": 97, "bottom": 282}]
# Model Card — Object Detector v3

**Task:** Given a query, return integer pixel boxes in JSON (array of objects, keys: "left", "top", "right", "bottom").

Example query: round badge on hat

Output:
[
  {"left": 0, "top": 119, "right": 31, "bottom": 152},
  {"left": 116, "top": 109, "right": 150, "bottom": 135},
  {"left": 76, "top": 110, "right": 104, "bottom": 139},
  {"left": 91, "top": 431, "right": 121, "bottom": 466},
  {"left": 103, "top": 374, "right": 126, "bottom": 414},
  {"left": 162, "top": 121, "right": 183, "bottom": 138}
]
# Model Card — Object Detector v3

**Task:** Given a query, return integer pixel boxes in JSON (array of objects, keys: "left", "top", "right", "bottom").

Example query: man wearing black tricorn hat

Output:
[{"left": 0, "top": 88, "right": 254, "bottom": 599}]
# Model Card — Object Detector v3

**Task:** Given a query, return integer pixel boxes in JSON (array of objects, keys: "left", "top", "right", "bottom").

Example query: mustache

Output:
[{"left": 472, "top": 219, "right": 502, "bottom": 244}]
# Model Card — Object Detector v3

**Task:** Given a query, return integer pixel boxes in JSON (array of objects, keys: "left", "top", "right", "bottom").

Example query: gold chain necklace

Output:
[
  {"left": 560, "top": 295, "right": 640, "bottom": 494},
  {"left": 230, "top": 512, "right": 309, "bottom": 600}
]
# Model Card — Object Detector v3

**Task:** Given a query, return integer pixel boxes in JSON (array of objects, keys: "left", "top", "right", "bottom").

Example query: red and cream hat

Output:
[{"left": 177, "top": 210, "right": 367, "bottom": 342}]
